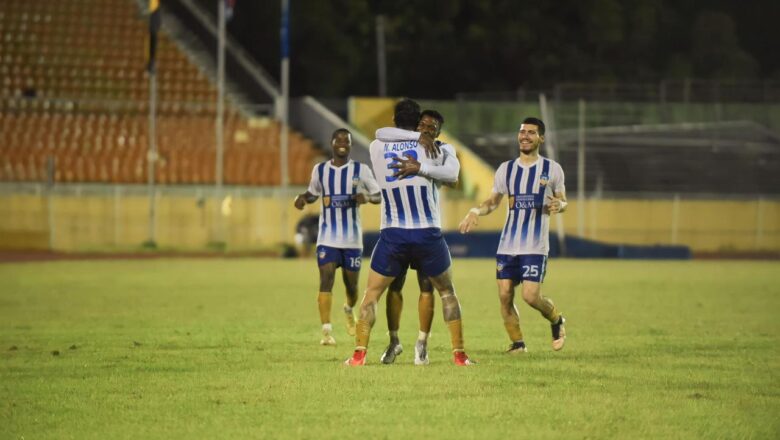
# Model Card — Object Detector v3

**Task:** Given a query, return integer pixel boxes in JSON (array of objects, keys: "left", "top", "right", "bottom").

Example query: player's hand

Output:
[
  {"left": 390, "top": 153, "right": 421, "bottom": 179},
  {"left": 459, "top": 211, "right": 479, "bottom": 234},
  {"left": 353, "top": 193, "right": 368, "bottom": 205},
  {"left": 293, "top": 195, "right": 306, "bottom": 210},
  {"left": 418, "top": 132, "right": 440, "bottom": 159},
  {"left": 544, "top": 195, "right": 563, "bottom": 214}
]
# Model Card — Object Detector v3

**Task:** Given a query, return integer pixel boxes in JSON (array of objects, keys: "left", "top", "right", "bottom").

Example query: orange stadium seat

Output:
[{"left": 0, "top": 0, "right": 321, "bottom": 186}]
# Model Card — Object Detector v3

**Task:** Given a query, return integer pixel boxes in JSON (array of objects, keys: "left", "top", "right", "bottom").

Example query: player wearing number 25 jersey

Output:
[{"left": 459, "top": 117, "right": 567, "bottom": 353}]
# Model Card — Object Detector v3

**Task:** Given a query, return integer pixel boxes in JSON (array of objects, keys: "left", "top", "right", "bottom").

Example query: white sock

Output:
[
  {"left": 322, "top": 323, "right": 333, "bottom": 333},
  {"left": 418, "top": 331, "right": 429, "bottom": 342},
  {"left": 343, "top": 304, "right": 353, "bottom": 314}
]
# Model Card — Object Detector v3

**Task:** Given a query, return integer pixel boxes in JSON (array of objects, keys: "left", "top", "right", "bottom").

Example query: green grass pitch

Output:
[{"left": 1, "top": 258, "right": 779, "bottom": 439}]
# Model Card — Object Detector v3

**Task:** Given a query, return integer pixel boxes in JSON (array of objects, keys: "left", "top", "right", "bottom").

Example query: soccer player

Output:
[
  {"left": 345, "top": 99, "right": 474, "bottom": 366},
  {"left": 294, "top": 128, "right": 380, "bottom": 346},
  {"left": 376, "top": 110, "right": 448, "bottom": 366},
  {"left": 458, "top": 117, "right": 567, "bottom": 353}
]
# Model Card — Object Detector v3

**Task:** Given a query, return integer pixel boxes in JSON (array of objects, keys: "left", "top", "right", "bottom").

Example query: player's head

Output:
[
  {"left": 418, "top": 109, "right": 444, "bottom": 139},
  {"left": 518, "top": 117, "right": 545, "bottom": 155},
  {"left": 331, "top": 128, "right": 352, "bottom": 159},
  {"left": 393, "top": 98, "right": 421, "bottom": 130}
]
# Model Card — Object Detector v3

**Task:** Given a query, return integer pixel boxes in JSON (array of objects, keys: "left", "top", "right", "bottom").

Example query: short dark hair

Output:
[
  {"left": 420, "top": 109, "right": 444, "bottom": 127},
  {"left": 523, "top": 117, "right": 544, "bottom": 136},
  {"left": 521, "top": 117, "right": 545, "bottom": 135},
  {"left": 394, "top": 98, "right": 421, "bottom": 130},
  {"left": 331, "top": 128, "right": 351, "bottom": 140}
]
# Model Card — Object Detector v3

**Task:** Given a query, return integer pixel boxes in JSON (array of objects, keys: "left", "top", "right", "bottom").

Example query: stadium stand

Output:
[{"left": 0, "top": 0, "right": 320, "bottom": 185}]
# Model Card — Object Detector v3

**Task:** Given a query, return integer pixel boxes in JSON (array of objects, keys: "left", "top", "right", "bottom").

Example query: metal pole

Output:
[
  {"left": 755, "top": 197, "right": 764, "bottom": 250},
  {"left": 671, "top": 193, "right": 680, "bottom": 245},
  {"left": 146, "top": 70, "right": 158, "bottom": 247},
  {"left": 279, "top": 0, "right": 290, "bottom": 240},
  {"left": 577, "top": 98, "right": 585, "bottom": 238},
  {"left": 539, "top": 93, "right": 567, "bottom": 256},
  {"left": 376, "top": 14, "right": 387, "bottom": 97},
  {"left": 214, "top": 0, "right": 226, "bottom": 245}
]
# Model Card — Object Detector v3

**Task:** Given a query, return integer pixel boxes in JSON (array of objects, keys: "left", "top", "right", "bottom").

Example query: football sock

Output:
[
  {"left": 446, "top": 319, "right": 465, "bottom": 352},
  {"left": 418, "top": 292, "right": 434, "bottom": 334},
  {"left": 503, "top": 311, "right": 524, "bottom": 342},
  {"left": 322, "top": 323, "right": 332, "bottom": 334},
  {"left": 317, "top": 292, "right": 332, "bottom": 324},
  {"left": 532, "top": 295, "right": 561, "bottom": 324},
  {"left": 355, "top": 319, "right": 371, "bottom": 350},
  {"left": 418, "top": 330, "right": 429, "bottom": 342}
]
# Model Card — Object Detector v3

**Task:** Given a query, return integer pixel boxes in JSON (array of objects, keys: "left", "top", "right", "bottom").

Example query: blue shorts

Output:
[
  {"left": 316, "top": 245, "right": 362, "bottom": 271},
  {"left": 496, "top": 254, "right": 547, "bottom": 283},
  {"left": 370, "top": 228, "right": 451, "bottom": 278}
]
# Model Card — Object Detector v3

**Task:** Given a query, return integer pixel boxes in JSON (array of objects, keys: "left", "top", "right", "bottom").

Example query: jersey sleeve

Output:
[
  {"left": 360, "top": 166, "right": 381, "bottom": 194},
  {"left": 492, "top": 162, "right": 509, "bottom": 194},
  {"left": 551, "top": 162, "right": 566, "bottom": 195},
  {"left": 418, "top": 143, "right": 459, "bottom": 183},
  {"left": 306, "top": 165, "right": 322, "bottom": 196},
  {"left": 375, "top": 127, "right": 420, "bottom": 142}
]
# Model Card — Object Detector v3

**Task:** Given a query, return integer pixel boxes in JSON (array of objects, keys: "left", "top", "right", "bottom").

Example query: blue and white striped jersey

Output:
[
  {"left": 493, "top": 156, "right": 565, "bottom": 256},
  {"left": 307, "top": 160, "right": 380, "bottom": 249},
  {"left": 370, "top": 128, "right": 460, "bottom": 230}
]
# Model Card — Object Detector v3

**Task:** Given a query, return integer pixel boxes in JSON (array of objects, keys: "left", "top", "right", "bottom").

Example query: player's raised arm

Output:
[
  {"left": 353, "top": 166, "right": 381, "bottom": 205},
  {"left": 294, "top": 165, "right": 323, "bottom": 210},
  {"left": 459, "top": 191, "right": 504, "bottom": 233},
  {"left": 544, "top": 190, "right": 568, "bottom": 214},
  {"left": 294, "top": 191, "right": 318, "bottom": 210}
]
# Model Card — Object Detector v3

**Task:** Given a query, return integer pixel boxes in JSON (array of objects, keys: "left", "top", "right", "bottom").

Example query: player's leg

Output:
[
  {"left": 518, "top": 255, "right": 565, "bottom": 351},
  {"left": 381, "top": 270, "right": 406, "bottom": 364},
  {"left": 340, "top": 249, "right": 362, "bottom": 337},
  {"left": 497, "top": 255, "right": 526, "bottom": 353},
  {"left": 498, "top": 279, "right": 526, "bottom": 353},
  {"left": 345, "top": 236, "right": 404, "bottom": 365},
  {"left": 415, "top": 272, "right": 434, "bottom": 365},
  {"left": 316, "top": 257, "right": 338, "bottom": 346},
  {"left": 428, "top": 269, "right": 473, "bottom": 366}
]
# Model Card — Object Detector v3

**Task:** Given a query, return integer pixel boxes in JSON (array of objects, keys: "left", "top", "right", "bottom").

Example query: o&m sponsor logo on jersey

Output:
[
  {"left": 513, "top": 194, "right": 538, "bottom": 209},
  {"left": 323, "top": 196, "right": 331, "bottom": 207},
  {"left": 539, "top": 173, "right": 549, "bottom": 186}
]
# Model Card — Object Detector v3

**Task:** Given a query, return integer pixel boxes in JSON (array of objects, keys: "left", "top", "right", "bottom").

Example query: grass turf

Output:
[{"left": 1, "top": 258, "right": 779, "bottom": 439}]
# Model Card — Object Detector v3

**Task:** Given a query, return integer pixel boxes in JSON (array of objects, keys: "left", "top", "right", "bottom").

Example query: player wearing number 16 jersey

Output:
[
  {"left": 294, "top": 129, "right": 380, "bottom": 346},
  {"left": 459, "top": 117, "right": 568, "bottom": 353},
  {"left": 345, "top": 98, "right": 474, "bottom": 366}
]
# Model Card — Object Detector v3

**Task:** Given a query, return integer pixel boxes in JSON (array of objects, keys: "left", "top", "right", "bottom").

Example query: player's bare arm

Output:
[
  {"left": 353, "top": 192, "right": 381, "bottom": 205},
  {"left": 544, "top": 190, "right": 568, "bottom": 215},
  {"left": 458, "top": 192, "right": 504, "bottom": 233},
  {"left": 390, "top": 153, "right": 421, "bottom": 179},
  {"left": 417, "top": 132, "right": 440, "bottom": 159},
  {"left": 293, "top": 191, "right": 318, "bottom": 210}
]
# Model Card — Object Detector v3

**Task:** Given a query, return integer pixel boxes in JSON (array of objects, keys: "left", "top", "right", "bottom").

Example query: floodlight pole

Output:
[
  {"left": 214, "top": 0, "right": 226, "bottom": 245},
  {"left": 279, "top": 0, "right": 290, "bottom": 240},
  {"left": 539, "top": 93, "right": 567, "bottom": 256},
  {"left": 577, "top": 99, "right": 586, "bottom": 237},
  {"left": 146, "top": 69, "right": 158, "bottom": 247},
  {"left": 376, "top": 14, "right": 387, "bottom": 96}
]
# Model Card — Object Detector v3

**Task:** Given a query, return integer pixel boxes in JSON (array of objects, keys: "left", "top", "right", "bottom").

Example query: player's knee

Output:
[{"left": 521, "top": 290, "right": 539, "bottom": 305}]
